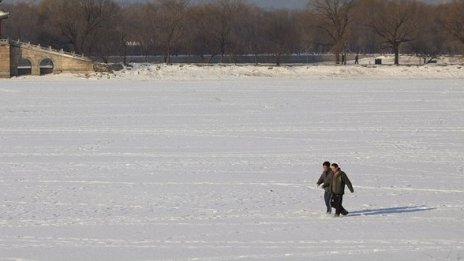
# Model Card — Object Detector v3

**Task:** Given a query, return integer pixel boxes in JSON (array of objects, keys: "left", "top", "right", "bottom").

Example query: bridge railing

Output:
[{"left": 2, "top": 38, "right": 91, "bottom": 61}]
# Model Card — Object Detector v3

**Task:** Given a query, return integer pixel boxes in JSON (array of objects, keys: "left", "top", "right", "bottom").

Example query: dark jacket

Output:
[
  {"left": 331, "top": 170, "right": 354, "bottom": 195},
  {"left": 317, "top": 169, "right": 334, "bottom": 192}
]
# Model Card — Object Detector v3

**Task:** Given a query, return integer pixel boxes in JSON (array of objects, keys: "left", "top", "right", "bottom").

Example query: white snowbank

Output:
[
  {"left": 109, "top": 63, "right": 464, "bottom": 81},
  {"left": 4, "top": 54, "right": 464, "bottom": 81},
  {"left": 360, "top": 54, "right": 464, "bottom": 65}
]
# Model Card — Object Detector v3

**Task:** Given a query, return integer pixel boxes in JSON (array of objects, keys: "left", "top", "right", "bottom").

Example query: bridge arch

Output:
[
  {"left": 17, "top": 58, "right": 32, "bottom": 76},
  {"left": 39, "top": 58, "right": 54, "bottom": 75}
]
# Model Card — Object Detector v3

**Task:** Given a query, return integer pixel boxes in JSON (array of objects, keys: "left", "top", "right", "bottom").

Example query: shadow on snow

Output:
[{"left": 349, "top": 206, "right": 435, "bottom": 217}]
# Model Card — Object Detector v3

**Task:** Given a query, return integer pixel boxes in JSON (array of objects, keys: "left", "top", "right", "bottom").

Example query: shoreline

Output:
[{"left": 2, "top": 63, "right": 464, "bottom": 81}]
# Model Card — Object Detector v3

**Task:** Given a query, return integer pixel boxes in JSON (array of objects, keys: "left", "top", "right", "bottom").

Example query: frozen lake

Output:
[{"left": 0, "top": 77, "right": 463, "bottom": 260}]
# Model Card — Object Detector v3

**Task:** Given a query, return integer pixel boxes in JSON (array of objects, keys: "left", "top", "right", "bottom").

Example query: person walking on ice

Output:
[
  {"left": 316, "top": 161, "right": 334, "bottom": 214},
  {"left": 330, "top": 163, "right": 354, "bottom": 217}
]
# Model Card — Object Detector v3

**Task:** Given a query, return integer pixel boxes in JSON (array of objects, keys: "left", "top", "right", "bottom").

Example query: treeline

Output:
[{"left": 2, "top": 0, "right": 464, "bottom": 65}]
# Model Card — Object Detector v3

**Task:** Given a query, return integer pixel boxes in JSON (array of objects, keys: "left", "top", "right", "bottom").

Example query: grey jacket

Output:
[
  {"left": 331, "top": 170, "right": 354, "bottom": 195},
  {"left": 317, "top": 169, "right": 334, "bottom": 192}
]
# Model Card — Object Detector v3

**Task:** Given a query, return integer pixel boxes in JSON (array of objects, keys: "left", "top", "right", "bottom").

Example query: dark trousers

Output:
[
  {"left": 324, "top": 191, "right": 332, "bottom": 213},
  {"left": 332, "top": 194, "right": 348, "bottom": 215}
]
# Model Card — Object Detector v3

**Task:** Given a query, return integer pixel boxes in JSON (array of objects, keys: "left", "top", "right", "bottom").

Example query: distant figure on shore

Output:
[{"left": 355, "top": 54, "right": 359, "bottom": 64}]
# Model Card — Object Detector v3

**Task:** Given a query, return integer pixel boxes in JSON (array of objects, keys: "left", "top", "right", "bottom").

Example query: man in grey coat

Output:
[
  {"left": 330, "top": 163, "right": 354, "bottom": 217},
  {"left": 316, "top": 161, "right": 334, "bottom": 214}
]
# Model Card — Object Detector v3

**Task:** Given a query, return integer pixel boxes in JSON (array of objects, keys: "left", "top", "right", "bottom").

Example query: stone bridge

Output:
[{"left": 0, "top": 39, "right": 94, "bottom": 78}]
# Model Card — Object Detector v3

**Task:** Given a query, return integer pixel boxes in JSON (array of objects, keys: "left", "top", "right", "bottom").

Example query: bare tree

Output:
[
  {"left": 183, "top": 5, "right": 215, "bottom": 62},
  {"left": 309, "top": 0, "right": 356, "bottom": 64},
  {"left": 40, "top": 0, "right": 120, "bottom": 55},
  {"left": 207, "top": 0, "right": 247, "bottom": 63},
  {"left": 233, "top": 5, "right": 267, "bottom": 64},
  {"left": 365, "top": 0, "right": 419, "bottom": 65},
  {"left": 264, "top": 10, "right": 300, "bottom": 66},
  {"left": 442, "top": 0, "right": 464, "bottom": 46},
  {"left": 147, "top": 0, "right": 190, "bottom": 64},
  {"left": 123, "top": 4, "right": 157, "bottom": 62},
  {"left": 408, "top": 2, "right": 445, "bottom": 64},
  {"left": 2, "top": 3, "right": 40, "bottom": 41}
]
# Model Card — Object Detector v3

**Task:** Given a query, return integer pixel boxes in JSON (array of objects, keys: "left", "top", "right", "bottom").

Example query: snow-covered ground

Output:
[
  {"left": 358, "top": 54, "right": 464, "bottom": 66},
  {"left": 0, "top": 72, "right": 463, "bottom": 260},
  {"left": 107, "top": 63, "right": 464, "bottom": 81}
]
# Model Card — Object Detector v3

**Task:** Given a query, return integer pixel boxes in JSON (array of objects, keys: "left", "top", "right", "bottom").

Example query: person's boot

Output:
[{"left": 342, "top": 210, "right": 349, "bottom": 216}]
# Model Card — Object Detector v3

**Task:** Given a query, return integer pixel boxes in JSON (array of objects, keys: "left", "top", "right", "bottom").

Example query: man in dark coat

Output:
[
  {"left": 330, "top": 163, "right": 354, "bottom": 217},
  {"left": 316, "top": 161, "right": 334, "bottom": 214}
]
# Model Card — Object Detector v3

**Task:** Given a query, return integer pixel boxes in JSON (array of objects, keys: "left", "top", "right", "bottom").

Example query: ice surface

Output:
[{"left": 0, "top": 74, "right": 463, "bottom": 260}]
